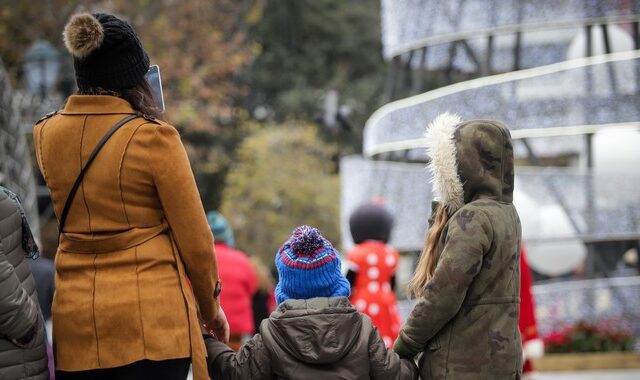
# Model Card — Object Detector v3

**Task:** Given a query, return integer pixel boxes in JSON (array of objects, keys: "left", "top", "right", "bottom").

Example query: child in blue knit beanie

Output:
[{"left": 205, "top": 226, "right": 418, "bottom": 380}]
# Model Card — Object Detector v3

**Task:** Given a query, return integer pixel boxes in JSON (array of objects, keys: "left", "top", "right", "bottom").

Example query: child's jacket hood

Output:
[
  {"left": 426, "top": 113, "right": 514, "bottom": 214},
  {"left": 264, "top": 297, "right": 362, "bottom": 364}
]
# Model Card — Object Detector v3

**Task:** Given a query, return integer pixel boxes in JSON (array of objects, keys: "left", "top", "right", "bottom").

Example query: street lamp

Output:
[{"left": 22, "top": 40, "right": 60, "bottom": 98}]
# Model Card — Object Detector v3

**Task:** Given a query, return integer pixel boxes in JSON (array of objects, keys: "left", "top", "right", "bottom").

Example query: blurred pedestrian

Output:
[
  {"left": 249, "top": 256, "right": 276, "bottom": 333},
  {"left": 28, "top": 256, "right": 54, "bottom": 321},
  {"left": 205, "top": 226, "right": 418, "bottom": 379},
  {"left": 33, "top": 13, "right": 227, "bottom": 380},
  {"left": 28, "top": 253, "right": 56, "bottom": 379},
  {"left": 0, "top": 187, "right": 48, "bottom": 379},
  {"left": 208, "top": 211, "right": 257, "bottom": 351},
  {"left": 394, "top": 114, "right": 523, "bottom": 379},
  {"left": 346, "top": 201, "right": 401, "bottom": 347}
]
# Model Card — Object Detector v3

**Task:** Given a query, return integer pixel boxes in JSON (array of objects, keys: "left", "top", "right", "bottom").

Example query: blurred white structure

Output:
[{"left": 342, "top": 1, "right": 640, "bottom": 282}]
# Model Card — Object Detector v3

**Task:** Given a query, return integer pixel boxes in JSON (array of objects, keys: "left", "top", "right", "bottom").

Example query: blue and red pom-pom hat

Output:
[{"left": 275, "top": 225, "right": 351, "bottom": 304}]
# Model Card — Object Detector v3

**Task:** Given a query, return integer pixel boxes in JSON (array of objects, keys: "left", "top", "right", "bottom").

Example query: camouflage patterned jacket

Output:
[{"left": 394, "top": 115, "right": 523, "bottom": 379}]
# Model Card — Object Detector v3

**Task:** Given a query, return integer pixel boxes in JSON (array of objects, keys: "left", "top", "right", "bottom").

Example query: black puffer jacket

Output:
[
  {"left": 0, "top": 191, "right": 48, "bottom": 379},
  {"left": 206, "top": 297, "right": 418, "bottom": 380}
]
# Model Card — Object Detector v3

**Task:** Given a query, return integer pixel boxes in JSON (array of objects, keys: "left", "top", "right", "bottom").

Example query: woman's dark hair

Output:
[{"left": 78, "top": 79, "right": 161, "bottom": 119}]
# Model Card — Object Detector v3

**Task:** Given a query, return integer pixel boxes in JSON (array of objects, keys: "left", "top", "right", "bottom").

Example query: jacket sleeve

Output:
[
  {"left": 369, "top": 325, "right": 418, "bottom": 380},
  {"left": 394, "top": 206, "right": 492, "bottom": 359},
  {"left": 0, "top": 252, "right": 39, "bottom": 342},
  {"left": 205, "top": 335, "right": 272, "bottom": 380},
  {"left": 148, "top": 123, "right": 219, "bottom": 321}
]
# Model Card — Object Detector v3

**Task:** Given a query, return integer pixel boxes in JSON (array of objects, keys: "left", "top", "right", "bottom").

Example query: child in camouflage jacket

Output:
[{"left": 394, "top": 114, "right": 523, "bottom": 379}]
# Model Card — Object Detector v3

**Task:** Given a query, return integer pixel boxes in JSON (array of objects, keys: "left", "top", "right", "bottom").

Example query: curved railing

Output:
[
  {"left": 341, "top": 156, "right": 640, "bottom": 251},
  {"left": 382, "top": 0, "right": 640, "bottom": 60},
  {"left": 400, "top": 276, "right": 640, "bottom": 338},
  {"left": 364, "top": 50, "right": 640, "bottom": 158},
  {"left": 340, "top": 156, "right": 432, "bottom": 252}
]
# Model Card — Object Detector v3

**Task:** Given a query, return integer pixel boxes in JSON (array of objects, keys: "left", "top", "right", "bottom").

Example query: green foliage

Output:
[
  {"left": 245, "top": 0, "right": 385, "bottom": 152},
  {"left": 109, "top": 0, "right": 261, "bottom": 211},
  {"left": 221, "top": 123, "right": 340, "bottom": 264},
  {"left": 0, "top": 0, "right": 261, "bottom": 212},
  {"left": 1, "top": 0, "right": 383, "bottom": 226},
  {"left": 0, "top": 0, "right": 79, "bottom": 81}
]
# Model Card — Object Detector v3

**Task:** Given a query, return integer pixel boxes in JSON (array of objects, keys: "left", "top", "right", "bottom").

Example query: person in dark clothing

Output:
[
  {"left": 249, "top": 256, "right": 275, "bottom": 333},
  {"left": 207, "top": 211, "right": 257, "bottom": 351},
  {"left": 28, "top": 255, "right": 56, "bottom": 378},
  {"left": 28, "top": 257, "right": 55, "bottom": 321},
  {"left": 0, "top": 187, "right": 48, "bottom": 380}
]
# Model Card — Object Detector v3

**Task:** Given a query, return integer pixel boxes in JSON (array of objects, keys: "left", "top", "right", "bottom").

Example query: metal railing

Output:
[{"left": 365, "top": 50, "right": 640, "bottom": 158}]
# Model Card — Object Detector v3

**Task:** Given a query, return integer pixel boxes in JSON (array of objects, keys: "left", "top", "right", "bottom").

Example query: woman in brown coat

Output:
[{"left": 33, "top": 13, "right": 228, "bottom": 380}]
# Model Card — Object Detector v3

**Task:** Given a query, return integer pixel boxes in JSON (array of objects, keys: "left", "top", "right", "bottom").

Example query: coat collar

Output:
[
  {"left": 275, "top": 296, "right": 353, "bottom": 314},
  {"left": 61, "top": 95, "right": 137, "bottom": 115},
  {"left": 426, "top": 113, "right": 515, "bottom": 214},
  {"left": 425, "top": 112, "right": 464, "bottom": 215}
]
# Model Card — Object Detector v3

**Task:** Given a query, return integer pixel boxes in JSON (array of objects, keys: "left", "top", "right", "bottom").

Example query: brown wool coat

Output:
[{"left": 33, "top": 95, "right": 219, "bottom": 380}]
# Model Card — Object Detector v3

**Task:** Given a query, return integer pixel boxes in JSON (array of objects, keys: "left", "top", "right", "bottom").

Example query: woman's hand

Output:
[{"left": 203, "top": 305, "right": 230, "bottom": 344}]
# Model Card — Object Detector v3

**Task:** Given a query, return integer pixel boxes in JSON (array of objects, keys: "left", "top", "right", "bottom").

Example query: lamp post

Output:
[{"left": 22, "top": 40, "right": 60, "bottom": 98}]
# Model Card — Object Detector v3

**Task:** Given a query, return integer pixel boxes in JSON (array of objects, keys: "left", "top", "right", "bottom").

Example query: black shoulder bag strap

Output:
[{"left": 58, "top": 114, "right": 140, "bottom": 237}]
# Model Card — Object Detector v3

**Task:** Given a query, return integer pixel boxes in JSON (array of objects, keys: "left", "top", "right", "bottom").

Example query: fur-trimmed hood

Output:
[{"left": 426, "top": 113, "right": 514, "bottom": 214}]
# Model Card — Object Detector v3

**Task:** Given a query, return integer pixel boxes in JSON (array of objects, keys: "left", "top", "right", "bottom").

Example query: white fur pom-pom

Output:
[{"left": 425, "top": 112, "right": 464, "bottom": 214}]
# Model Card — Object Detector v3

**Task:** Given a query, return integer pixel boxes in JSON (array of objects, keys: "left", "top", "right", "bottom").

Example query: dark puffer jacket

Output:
[
  {"left": 0, "top": 191, "right": 48, "bottom": 380},
  {"left": 206, "top": 297, "right": 418, "bottom": 380}
]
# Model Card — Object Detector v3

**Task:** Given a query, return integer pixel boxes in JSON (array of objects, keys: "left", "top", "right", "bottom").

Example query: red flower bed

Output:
[{"left": 543, "top": 320, "right": 634, "bottom": 354}]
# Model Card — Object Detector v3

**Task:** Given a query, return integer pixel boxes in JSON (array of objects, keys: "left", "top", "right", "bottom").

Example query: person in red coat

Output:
[
  {"left": 519, "top": 243, "right": 544, "bottom": 377},
  {"left": 346, "top": 202, "right": 402, "bottom": 348},
  {"left": 207, "top": 211, "right": 258, "bottom": 351}
]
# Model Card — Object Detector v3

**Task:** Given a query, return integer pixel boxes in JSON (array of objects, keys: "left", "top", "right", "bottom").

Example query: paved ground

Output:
[
  {"left": 190, "top": 369, "right": 640, "bottom": 380},
  {"left": 533, "top": 370, "right": 640, "bottom": 380}
]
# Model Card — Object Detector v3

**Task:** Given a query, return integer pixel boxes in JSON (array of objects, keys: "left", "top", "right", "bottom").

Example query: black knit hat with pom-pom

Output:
[{"left": 63, "top": 13, "right": 149, "bottom": 91}]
